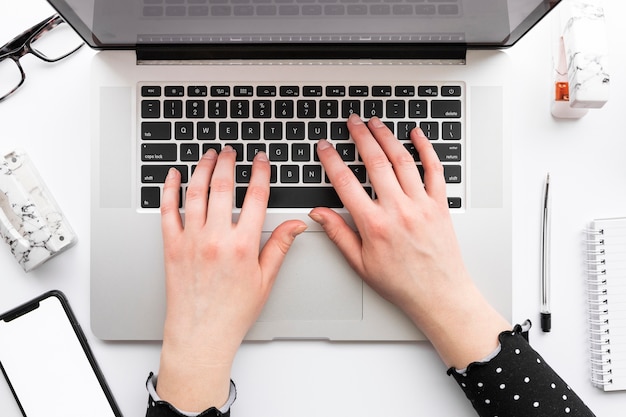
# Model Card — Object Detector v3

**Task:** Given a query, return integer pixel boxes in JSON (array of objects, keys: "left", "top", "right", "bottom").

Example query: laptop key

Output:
[
  {"left": 141, "top": 143, "right": 177, "bottom": 161},
  {"left": 142, "top": 165, "right": 188, "bottom": 183},
  {"left": 141, "top": 122, "right": 171, "bottom": 140},
  {"left": 235, "top": 186, "right": 345, "bottom": 208},
  {"left": 431, "top": 100, "right": 462, "bottom": 118}
]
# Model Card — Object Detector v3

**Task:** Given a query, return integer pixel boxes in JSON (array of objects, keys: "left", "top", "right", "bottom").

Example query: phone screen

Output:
[{"left": 0, "top": 292, "right": 121, "bottom": 417}]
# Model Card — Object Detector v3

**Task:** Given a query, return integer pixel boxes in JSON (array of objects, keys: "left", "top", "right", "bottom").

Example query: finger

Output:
[
  {"left": 346, "top": 114, "right": 404, "bottom": 199},
  {"left": 411, "top": 127, "right": 447, "bottom": 204},
  {"left": 308, "top": 207, "right": 365, "bottom": 277},
  {"left": 365, "top": 116, "right": 424, "bottom": 199},
  {"left": 316, "top": 139, "right": 374, "bottom": 217},
  {"left": 238, "top": 151, "right": 271, "bottom": 233},
  {"left": 161, "top": 167, "right": 183, "bottom": 241},
  {"left": 206, "top": 146, "right": 237, "bottom": 227},
  {"left": 184, "top": 149, "right": 218, "bottom": 229},
  {"left": 258, "top": 220, "right": 308, "bottom": 286}
]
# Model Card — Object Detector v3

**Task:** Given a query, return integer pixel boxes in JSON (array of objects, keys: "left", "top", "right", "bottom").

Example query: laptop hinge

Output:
[{"left": 136, "top": 44, "right": 467, "bottom": 64}]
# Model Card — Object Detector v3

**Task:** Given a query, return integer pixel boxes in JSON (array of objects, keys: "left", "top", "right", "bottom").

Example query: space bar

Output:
[{"left": 235, "top": 187, "right": 353, "bottom": 208}]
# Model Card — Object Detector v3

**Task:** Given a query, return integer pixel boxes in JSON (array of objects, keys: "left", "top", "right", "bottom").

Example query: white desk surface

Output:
[{"left": 1, "top": 1, "right": 625, "bottom": 416}]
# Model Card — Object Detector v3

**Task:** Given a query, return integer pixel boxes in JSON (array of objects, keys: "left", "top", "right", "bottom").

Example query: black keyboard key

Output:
[
  {"left": 264, "top": 122, "right": 283, "bottom": 140},
  {"left": 326, "top": 86, "right": 345, "bottom": 96},
  {"left": 142, "top": 100, "right": 160, "bottom": 118},
  {"left": 286, "top": 122, "right": 306, "bottom": 140},
  {"left": 141, "top": 144, "right": 177, "bottom": 162},
  {"left": 141, "top": 122, "right": 171, "bottom": 140},
  {"left": 236, "top": 165, "right": 252, "bottom": 183},
  {"left": 336, "top": 143, "right": 356, "bottom": 161},
  {"left": 419, "top": 121, "right": 439, "bottom": 139},
  {"left": 386, "top": 100, "right": 405, "bottom": 118},
  {"left": 219, "top": 122, "right": 238, "bottom": 139},
  {"left": 276, "top": 100, "right": 294, "bottom": 118},
  {"left": 175, "top": 122, "right": 193, "bottom": 140},
  {"left": 292, "top": 143, "right": 311, "bottom": 161},
  {"left": 211, "top": 86, "right": 230, "bottom": 97},
  {"left": 280, "top": 86, "right": 299, "bottom": 96},
  {"left": 163, "top": 100, "right": 183, "bottom": 118},
  {"left": 142, "top": 165, "right": 188, "bottom": 183},
  {"left": 308, "top": 122, "right": 327, "bottom": 140},
  {"left": 280, "top": 165, "right": 299, "bottom": 183},
  {"left": 253, "top": 100, "right": 272, "bottom": 118},
  {"left": 236, "top": 186, "right": 348, "bottom": 208},
  {"left": 197, "top": 122, "right": 217, "bottom": 140},
  {"left": 208, "top": 100, "right": 228, "bottom": 118},
  {"left": 442, "top": 122, "right": 462, "bottom": 140},
  {"left": 441, "top": 86, "right": 462, "bottom": 97},
  {"left": 395, "top": 86, "right": 415, "bottom": 97},
  {"left": 372, "top": 86, "right": 392, "bottom": 96},
  {"left": 303, "top": 86, "right": 323, "bottom": 96},
  {"left": 242, "top": 122, "right": 261, "bottom": 140},
  {"left": 234, "top": 86, "right": 254, "bottom": 96},
  {"left": 363, "top": 100, "right": 383, "bottom": 118},
  {"left": 141, "top": 187, "right": 161, "bottom": 208},
  {"left": 269, "top": 144, "right": 288, "bottom": 161},
  {"left": 398, "top": 122, "right": 417, "bottom": 140},
  {"left": 349, "top": 86, "right": 368, "bottom": 96},
  {"left": 164, "top": 86, "right": 185, "bottom": 96},
  {"left": 342, "top": 100, "right": 361, "bottom": 118},
  {"left": 141, "top": 86, "right": 161, "bottom": 97},
  {"left": 302, "top": 165, "right": 322, "bottom": 183},
  {"left": 188, "top": 86, "right": 208, "bottom": 96},
  {"left": 443, "top": 165, "right": 461, "bottom": 183},
  {"left": 418, "top": 86, "right": 438, "bottom": 96},
  {"left": 298, "top": 100, "right": 317, "bottom": 118},
  {"left": 320, "top": 100, "right": 339, "bottom": 118},
  {"left": 331, "top": 122, "right": 349, "bottom": 140},
  {"left": 180, "top": 143, "right": 200, "bottom": 162},
  {"left": 431, "top": 100, "right": 462, "bottom": 118},
  {"left": 257, "top": 86, "right": 277, "bottom": 96},
  {"left": 231, "top": 100, "right": 250, "bottom": 118},
  {"left": 433, "top": 143, "right": 461, "bottom": 162},
  {"left": 186, "top": 100, "right": 205, "bottom": 118},
  {"left": 408, "top": 100, "right": 428, "bottom": 118},
  {"left": 448, "top": 197, "right": 462, "bottom": 209},
  {"left": 247, "top": 143, "right": 266, "bottom": 161},
  {"left": 349, "top": 164, "right": 367, "bottom": 183}
]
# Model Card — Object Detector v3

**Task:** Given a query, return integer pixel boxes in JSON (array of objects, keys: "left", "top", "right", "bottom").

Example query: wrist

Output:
[{"left": 157, "top": 344, "right": 234, "bottom": 412}]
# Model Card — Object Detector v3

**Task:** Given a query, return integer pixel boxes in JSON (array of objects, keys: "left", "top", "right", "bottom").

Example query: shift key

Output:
[
  {"left": 141, "top": 122, "right": 171, "bottom": 140},
  {"left": 141, "top": 165, "right": 188, "bottom": 183}
]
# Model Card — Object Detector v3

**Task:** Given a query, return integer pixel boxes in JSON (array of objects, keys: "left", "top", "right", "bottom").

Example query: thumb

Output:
[
  {"left": 308, "top": 207, "right": 365, "bottom": 276},
  {"left": 259, "top": 220, "right": 307, "bottom": 283}
]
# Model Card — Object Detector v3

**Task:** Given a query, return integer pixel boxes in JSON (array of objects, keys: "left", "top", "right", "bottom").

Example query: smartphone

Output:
[{"left": 0, "top": 291, "right": 122, "bottom": 417}]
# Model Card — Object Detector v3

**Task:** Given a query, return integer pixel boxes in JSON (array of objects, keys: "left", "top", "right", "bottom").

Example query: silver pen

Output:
[{"left": 540, "top": 173, "right": 551, "bottom": 332}]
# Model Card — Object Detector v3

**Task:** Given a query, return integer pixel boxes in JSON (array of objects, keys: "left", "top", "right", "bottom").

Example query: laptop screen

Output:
[{"left": 47, "top": 0, "right": 560, "bottom": 51}]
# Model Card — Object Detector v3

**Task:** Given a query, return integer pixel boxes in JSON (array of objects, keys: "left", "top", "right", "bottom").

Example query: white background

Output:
[{"left": 1, "top": 1, "right": 625, "bottom": 415}]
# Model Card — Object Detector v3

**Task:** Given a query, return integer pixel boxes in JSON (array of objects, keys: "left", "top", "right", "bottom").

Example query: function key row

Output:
[{"left": 141, "top": 85, "right": 462, "bottom": 98}]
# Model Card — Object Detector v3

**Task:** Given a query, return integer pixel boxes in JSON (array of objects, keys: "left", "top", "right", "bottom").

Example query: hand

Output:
[
  {"left": 312, "top": 114, "right": 510, "bottom": 368},
  {"left": 157, "top": 147, "right": 306, "bottom": 412}
]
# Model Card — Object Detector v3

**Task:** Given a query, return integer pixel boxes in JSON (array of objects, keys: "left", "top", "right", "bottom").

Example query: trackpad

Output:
[{"left": 257, "top": 231, "right": 363, "bottom": 322}]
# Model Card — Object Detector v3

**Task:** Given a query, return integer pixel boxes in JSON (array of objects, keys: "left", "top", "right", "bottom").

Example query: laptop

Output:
[{"left": 48, "top": 0, "right": 560, "bottom": 341}]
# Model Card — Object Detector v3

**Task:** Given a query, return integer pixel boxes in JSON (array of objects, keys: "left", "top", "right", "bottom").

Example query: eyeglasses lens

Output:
[
  {"left": 0, "top": 59, "right": 23, "bottom": 100},
  {"left": 29, "top": 21, "right": 83, "bottom": 61}
]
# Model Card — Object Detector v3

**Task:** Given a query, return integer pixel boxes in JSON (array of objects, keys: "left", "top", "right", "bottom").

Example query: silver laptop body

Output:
[{"left": 48, "top": 0, "right": 561, "bottom": 340}]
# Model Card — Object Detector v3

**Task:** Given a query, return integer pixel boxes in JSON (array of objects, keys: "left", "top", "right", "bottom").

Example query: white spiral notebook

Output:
[{"left": 585, "top": 217, "right": 626, "bottom": 391}]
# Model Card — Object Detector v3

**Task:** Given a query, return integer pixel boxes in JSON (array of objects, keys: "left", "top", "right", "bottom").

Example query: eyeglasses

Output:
[{"left": 0, "top": 14, "right": 84, "bottom": 103}]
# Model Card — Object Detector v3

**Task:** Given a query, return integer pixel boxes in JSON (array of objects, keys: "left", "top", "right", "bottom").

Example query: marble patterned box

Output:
[{"left": 0, "top": 150, "right": 77, "bottom": 271}]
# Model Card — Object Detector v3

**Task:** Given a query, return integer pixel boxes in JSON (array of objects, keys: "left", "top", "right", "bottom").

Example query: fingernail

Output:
[
  {"left": 368, "top": 117, "right": 384, "bottom": 128},
  {"left": 317, "top": 139, "right": 331, "bottom": 150},
  {"left": 166, "top": 167, "right": 179, "bottom": 179},
  {"left": 308, "top": 211, "right": 324, "bottom": 225},
  {"left": 203, "top": 148, "right": 218, "bottom": 159},
  {"left": 292, "top": 224, "right": 308, "bottom": 237},
  {"left": 348, "top": 113, "right": 364, "bottom": 125},
  {"left": 255, "top": 151, "right": 268, "bottom": 162},
  {"left": 414, "top": 127, "right": 427, "bottom": 138},
  {"left": 223, "top": 145, "right": 235, "bottom": 153}
]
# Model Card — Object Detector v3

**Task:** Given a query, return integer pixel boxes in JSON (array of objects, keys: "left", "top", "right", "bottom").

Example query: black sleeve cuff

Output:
[{"left": 447, "top": 321, "right": 596, "bottom": 417}]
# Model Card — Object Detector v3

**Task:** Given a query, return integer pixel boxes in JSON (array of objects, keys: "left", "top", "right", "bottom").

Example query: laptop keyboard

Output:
[
  {"left": 142, "top": 0, "right": 461, "bottom": 18},
  {"left": 139, "top": 82, "right": 464, "bottom": 210}
]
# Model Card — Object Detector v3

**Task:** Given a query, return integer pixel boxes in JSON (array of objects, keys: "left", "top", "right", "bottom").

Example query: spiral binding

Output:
[{"left": 585, "top": 225, "right": 613, "bottom": 388}]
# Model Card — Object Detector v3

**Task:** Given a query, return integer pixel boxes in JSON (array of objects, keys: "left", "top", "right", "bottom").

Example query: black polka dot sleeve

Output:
[{"left": 447, "top": 322, "right": 596, "bottom": 417}]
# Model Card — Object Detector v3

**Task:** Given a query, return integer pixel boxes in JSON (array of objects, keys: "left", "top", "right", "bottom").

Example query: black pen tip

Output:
[{"left": 541, "top": 312, "right": 551, "bottom": 332}]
